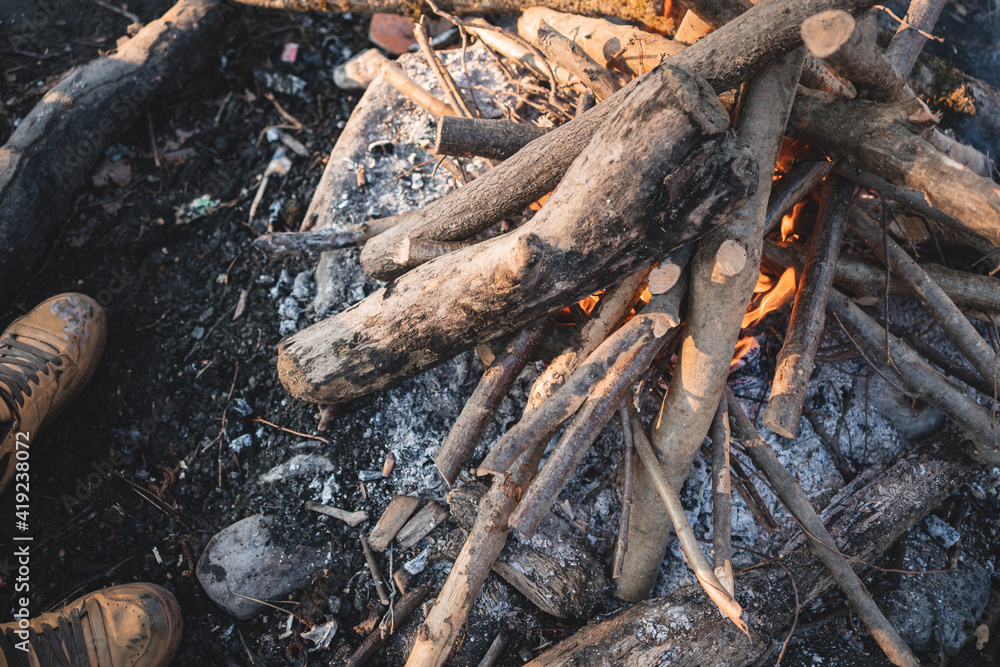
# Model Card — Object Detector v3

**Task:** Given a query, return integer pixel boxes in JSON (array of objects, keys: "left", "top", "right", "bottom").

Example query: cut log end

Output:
[{"left": 800, "top": 10, "right": 857, "bottom": 59}]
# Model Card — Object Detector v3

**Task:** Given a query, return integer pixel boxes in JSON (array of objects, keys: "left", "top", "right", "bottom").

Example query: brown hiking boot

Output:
[
  {"left": 0, "top": 293, "right": 107, "bottom": 495},
  {"left": 0, "top": 583, "right": 183, "bottom": 666}
]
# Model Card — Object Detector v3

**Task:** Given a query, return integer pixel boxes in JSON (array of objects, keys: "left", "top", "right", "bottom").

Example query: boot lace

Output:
[
  {"left": 1, "top": 608, "right": 92, "bottom": 666},
  {"left": 0, "top": 333, "right": 62, "bottom": 422}
]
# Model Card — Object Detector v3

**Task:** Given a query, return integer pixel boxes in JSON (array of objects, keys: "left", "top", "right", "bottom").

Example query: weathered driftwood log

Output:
[
  {"left": 788, "top": 88, "right": 1000, "bottom": 246},
  {"left": 615, "top": 48, "right": 804, "bottom": 603},
  {"left": 360, "top": 0, "right": 881, "bottom": 281},
  {"left": 447, "top": 483, "right": 610, "bottom": 619},
  {"left": 433, "top": 117, "right": 550, "bottom": 161},
  {"left": 279, "top": 64, "right": 755, "bottom": 404},
  {"left": 535, "top": 21, "right": 622, "bottom": 101},
  {"left": 527, "top": 446, "right": 970, "bottom": 665},
  {"left": 230, "top": 0, "right": 667, "bottom": 24},
  {"left": 0, "top": 0, "right": 224, "bottom": 310}
]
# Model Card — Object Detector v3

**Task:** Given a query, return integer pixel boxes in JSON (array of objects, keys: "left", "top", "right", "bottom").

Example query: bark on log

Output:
[
  {"left": 230, "top": 0, "right": 666, "bottom": 24},
  {"left": 447, "top": 484, "right": 610, "bottom": 619},
  {"left": 527, "top": 446, "right": 970, "bottom": 665},
  {"left": 788, "top": 88, "right": 1000, "bottom": 247},
  {"left": 433, "top": 117, "right": 550, "bottom": 161},
  {"left": 884, "top": 0, "right": 947, "bottom": 77},
  {"left": 614, "top": 48, "right": 804, "bottom": 604},
  {"left": 279, "top": 64, "right": 755, "bottom": 404},
  {"left": 0, "top": 0, "right": 225, "bottom": 311},
  {"left": 360, "top": 0, "right": 881, "bottom": 281}
]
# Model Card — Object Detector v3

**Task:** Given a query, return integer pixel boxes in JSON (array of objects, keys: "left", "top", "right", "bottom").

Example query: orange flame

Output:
[{"left": 741, "top": 267, "right": 796, "bottom": 329}]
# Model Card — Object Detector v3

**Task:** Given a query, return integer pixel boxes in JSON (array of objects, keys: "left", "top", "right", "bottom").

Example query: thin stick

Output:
[
  {"left": 833, "top": 164, "right": 1000, "bottom": 273},
  {"left": 727, "top": 387, "right": 920, "bottom": 667},
  {"left": 826, "top": 287, "right": 1000, "bottom": 465},
  {"left": 630, "top": 412, "right": 748, "bottom": 635},
  {"left": 764, "top": 239, "right": 1000, "bottom": 316},
  {"left": 510, "top": 313, "right": 679, "bottom": 538},
  {"left": 884, "top": 0, "right": 947, "bottom": 77},
  {"left": 612, "top": 401, "right": 635, "bottom": 579},
  {"left": 710, "top": 394, "right": 734, "bottom": 597},
  {"left": 382, "top": 60, "right": 458, "bottom": 118},
  {"left": 435, "top": 316, "right": 552, "bottom": 485},
  {"left": 249, "top": 416, "right": 328, "bottom": 443},
  {"left": 360, "top": 535, "right": 391, "bottom": 606},
  {"left": 850, "top": 208, "right": 1000, "bottom": 391},
  {"left": 763, "top": 155, "right": 835, "bottom": 237},
  {"left": 252, "top": 218, "right": 401, "bottom": 258},
  {"left": 414, "top": 17, "right": 474, "bottom": 118},
  {"left": 477, "top": 631, "right": 509, "bottom": 667},
  {"left": 534, "top": 21, "right": 622, "bottom": 101},
  {"left": 479, "top": 311, "right": 671, "bottom": 477},
  {"left": 346, "top": 586, "right": 429, "bottom": 667},
  {"left": 762, "top": 176, "right": 852, "bottom": 438}
]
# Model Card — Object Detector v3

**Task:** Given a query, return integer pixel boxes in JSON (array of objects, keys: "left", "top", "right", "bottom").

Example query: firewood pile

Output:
[
  {"left": 241, "top": 0, "right": 1000, "bottom": 664},
  {"left": 4, "top": 0, "right": 998, "bottom": 664}
]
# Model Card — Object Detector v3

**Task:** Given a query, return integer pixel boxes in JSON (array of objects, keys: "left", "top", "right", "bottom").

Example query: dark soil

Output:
[{"left": 0, "top": 1, "right": 998, "bottom": 666}]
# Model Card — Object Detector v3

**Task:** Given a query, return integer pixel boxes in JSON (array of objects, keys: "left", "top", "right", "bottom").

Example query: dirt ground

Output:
[{"left": 0, "top": 1, "right": 999, "bottom": 666}]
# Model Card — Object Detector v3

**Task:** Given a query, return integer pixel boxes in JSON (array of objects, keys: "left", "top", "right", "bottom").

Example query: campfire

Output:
[
  {"left": 4, "top": 0, "right": 1000, "bottom": 663},
  {"left": 252, "top": 0, "right": 1000, "bottom": 664}
]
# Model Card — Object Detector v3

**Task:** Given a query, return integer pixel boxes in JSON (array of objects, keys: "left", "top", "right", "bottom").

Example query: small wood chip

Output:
[
  {"left": 368, "top": 495, "right": 421, "bottom": 551},
  {"left": 304, "top": 501, "right": 369, "bottom": 527},
  {"left": 395, "top": 501, "right": 450, "bottom": 550}
]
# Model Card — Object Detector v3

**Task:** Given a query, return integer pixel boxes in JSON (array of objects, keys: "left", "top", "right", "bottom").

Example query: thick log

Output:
[
  {"left": 527, "top": 446, "right": 970, "bottom": 665},
  {"left": 360, "top": 0, "right": 881, "bottom": 281},
  {"left": 615, "top": 48, "right": 804, "bottom": 603},
  {"left": 0, "top": 0, "right": 225, "bottom": 311},
  {"left": 788, "top": 88, "right": 1000, "bottom": 247},
  {"left": 279, "top": 64, "right": 755, "bottom": 404},
  {"left": 447, "top": 484, "right": 610, "bottom": 619}
]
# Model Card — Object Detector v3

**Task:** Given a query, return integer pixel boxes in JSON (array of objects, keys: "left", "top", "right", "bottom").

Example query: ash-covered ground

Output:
[{"left": 0, "top": 0, "right": 998, "bottom": 665}]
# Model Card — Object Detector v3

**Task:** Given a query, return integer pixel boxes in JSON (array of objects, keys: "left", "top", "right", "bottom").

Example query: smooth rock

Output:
[
  {"left": 196, "top": 514, "right": 331, "bottom": 619},
  {"left": 258, "top": 452, "right": 334, "bottom": 484}
]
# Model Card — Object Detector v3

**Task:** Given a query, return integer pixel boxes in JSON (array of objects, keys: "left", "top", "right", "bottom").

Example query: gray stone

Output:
[
  {"left": 258, "top": 452, "right": 334, "bottom": 484},
  {"left": 877, "top": 524, "right": 990, "bottom": 652},
  {"left": 196, "top": 514, "right": 331, "bottom": 619}
]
